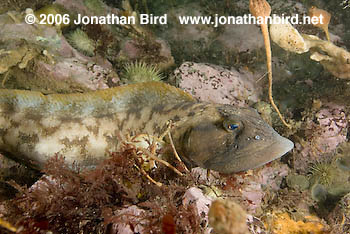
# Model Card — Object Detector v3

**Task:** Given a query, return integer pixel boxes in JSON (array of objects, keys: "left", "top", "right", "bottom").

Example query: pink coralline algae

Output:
[
  {"left": 296, "top": 103, "right": 348, "bottom": 161},
  {"left": 232, "top": 164, "right": 289, "bottom": 213},
  {"left": 35, "top": 33, "right": 119, "bottom": 91},
  {"left": 182, "top": 187, "right": 213, "bottom": 227},
  {"left": 36, "top": 57, "right": 118, "bottom": 91},
  {"left": 108, "top": 206, "right": 146, "bottom": 234},
  {"left": 175, "top": 62, "right": 261, "bottom": 107}
]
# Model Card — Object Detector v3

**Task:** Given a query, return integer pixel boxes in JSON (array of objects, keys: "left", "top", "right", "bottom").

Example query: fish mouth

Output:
[
  {"left": 203, "top": 134, "right": 294, "bottom": 174},
  {"left": 250, "top": 135, "right": 294, "bottom": 169}
]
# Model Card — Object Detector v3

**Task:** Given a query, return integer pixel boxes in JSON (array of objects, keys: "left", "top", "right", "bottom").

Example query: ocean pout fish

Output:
[{"left": 0, "top": 82, "right": 293, "bottom": 173}]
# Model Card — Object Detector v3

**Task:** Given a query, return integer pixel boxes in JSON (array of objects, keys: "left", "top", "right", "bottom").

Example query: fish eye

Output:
[
  {"left": 228, "top": 124, "right": 239, "bottom": 130},
  {"left": 223, "top": 120, "right": 241, "bottom": 132}
]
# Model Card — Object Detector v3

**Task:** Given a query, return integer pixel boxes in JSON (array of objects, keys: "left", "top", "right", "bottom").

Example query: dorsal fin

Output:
[{"left": 0, "top": 82, "right": 196, "bottom": 116}]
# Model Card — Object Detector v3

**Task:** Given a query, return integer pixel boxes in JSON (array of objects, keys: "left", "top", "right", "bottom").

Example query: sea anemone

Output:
[
  {"left": 122, "top": 62, "right": 163, "bottom": 84},
  {"left": 67, "top": 28, "right": 96, "bottom": 57}
]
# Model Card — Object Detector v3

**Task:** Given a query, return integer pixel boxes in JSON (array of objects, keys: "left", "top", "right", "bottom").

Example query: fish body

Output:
[{"left": 0, "top": 82, "right": 293, "bottom": 173}]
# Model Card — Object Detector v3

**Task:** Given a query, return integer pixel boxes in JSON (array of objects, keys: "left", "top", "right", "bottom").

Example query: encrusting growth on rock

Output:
[
  {"left": 249, "top": 0, "right": 291, "bottom": 128},
  {"left": 266, "top": 212, "right": 326, "bottom": 234}
]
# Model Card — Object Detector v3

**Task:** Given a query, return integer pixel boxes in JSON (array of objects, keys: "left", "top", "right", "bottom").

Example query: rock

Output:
[
  {"left": 0, "top": 40, "right": 38, "bottom": 74},
  {"left": 286, "top": 174, "right": 309, "bottom": 191},
  {"left": 314, "top": 104, "right": 348, "bottom": 151},
  {"left": 165, "top": 5, "right": 214, "bottom": 43},
  {"left": 182, "top": 187, "right": 213, "bottom": 227},
  {"left": 110, "top": 206, "right": 146, "bottom": 234},
  {"left": 327, "top": 192, "right": 350, "bottom": 233},
  {"left": 36, "top": 58, "right": 117, "bottom": 91},
  {"left": 242, "top": 164, "right": 289, "bottom": 213},
  {"left": 175, "top": 62, "right": 261, "bottom": 107},
  {"left": 223, "top": 163, "right": 289, "bottom": 214},
  {"left": 217, "top": 24, "right": 264, "bottom": 53},
  {"left": 117, "top": 38, "right": 174, "bottom": 71},
  {"left": 0, "top": 11, "right": 119, "bottom": 91},
  {"left": 311, "top": 184, "right": 328, "bottom": 202},
  {"left": 296, "top": 102, "right": 347, "bottom": 164}
]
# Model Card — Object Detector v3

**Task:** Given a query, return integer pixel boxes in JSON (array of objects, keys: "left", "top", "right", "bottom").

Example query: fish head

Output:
[{"left": 179, "top": 105, "right": 294, "bottom": 173}]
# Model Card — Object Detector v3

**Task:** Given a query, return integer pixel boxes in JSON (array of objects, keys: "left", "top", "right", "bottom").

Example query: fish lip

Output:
[
  {"left": 203, "top": 135, "right": 294, "bottom": 173},
  {"left": 248, "top": 135, "right": 294, "bottom": 170}
]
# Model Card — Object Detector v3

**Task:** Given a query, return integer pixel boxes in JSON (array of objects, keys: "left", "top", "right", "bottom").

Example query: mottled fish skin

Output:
[{"left": 0, "top": 82, "right": 293, "bottom": 173}]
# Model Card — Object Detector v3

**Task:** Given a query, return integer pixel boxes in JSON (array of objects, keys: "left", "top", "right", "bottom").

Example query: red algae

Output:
[{"left": 0, "top": 143, "right": 204, "bottom": 233}]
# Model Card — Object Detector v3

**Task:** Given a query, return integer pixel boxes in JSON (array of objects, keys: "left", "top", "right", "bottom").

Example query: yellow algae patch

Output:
[{"left": 267, "top": 213, "right": 326, "bottom": 234}]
